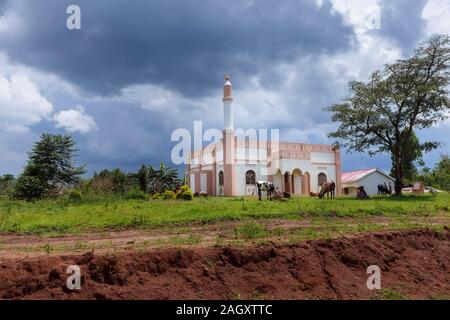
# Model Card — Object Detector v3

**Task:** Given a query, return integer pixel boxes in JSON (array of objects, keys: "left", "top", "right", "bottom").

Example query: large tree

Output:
[
  {"left": 326, "top": 35, "right": 450, "bottom": 195},
  {"left": 14, "top": 134, "right": 86, "bottom": 199}
]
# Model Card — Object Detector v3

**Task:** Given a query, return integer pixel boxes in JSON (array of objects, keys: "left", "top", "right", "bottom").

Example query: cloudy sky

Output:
[{"left": 0, "top": 0, "right": 449, "bottom": 176}]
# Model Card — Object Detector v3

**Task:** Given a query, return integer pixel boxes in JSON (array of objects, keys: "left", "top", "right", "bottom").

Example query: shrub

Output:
[
  {"left": 13, "top": 175, "right": 45, "bottom": 200},
  {"left": 152, "top": 193, "right": 161, "bottom": 200},
  {"left": 67, "top": 189, "right": 82, "bottom": 201},
  {"left": 162, "top": 190, "right": 176, "bottom": 200},
  {"left": 180, "top": 185, "right": 190, "bottom": 193},
  {"left": 176, "top": 185, "right": 194, "bottom": 200},
  {"left": 124, "top": 187, "right": 147, "bottom": 200},
  {"left": 178, "top": 185, "right": 193, "bottom": 201},
  {"left": 182, "top": 190, "right": 193, "bottom": 200}
]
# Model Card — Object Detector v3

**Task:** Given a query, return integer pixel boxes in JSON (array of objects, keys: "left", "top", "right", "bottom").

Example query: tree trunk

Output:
[{"left": 394, "top": 153, "right": 403, "bottom": 195}]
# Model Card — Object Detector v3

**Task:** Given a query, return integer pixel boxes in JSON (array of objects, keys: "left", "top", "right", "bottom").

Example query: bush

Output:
[
  {"left": 152, "top": 193, "right": 161, "bottom": 200},
  {"left": 67, "top": 189, "right": 82, "bottom": 201},
  {"left": 181, "top": 190, "right": 193, "bottom": 201},
  {"left": 178, "top": 185, "right": 193, "bottom": 200},
  {"left": 124, "top": 187, "right": 148, "bottom": 200},
  {"left": 162, "top": 190, "right": 176, "bottom": 199},
  {"left": 13, "top": 175, "right": 45, "bottom": 200},
  {"left": 180, "top": 185, "right": 190, "bottom": 193}
]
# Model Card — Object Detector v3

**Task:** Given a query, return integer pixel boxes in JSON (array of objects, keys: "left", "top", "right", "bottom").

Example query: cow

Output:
[
  {"left": 318, "top": 181, "right": 336, "bottom": 199},
  {"left": 256, "top": 181, "right": 275, "bottom": 201},
  {"left": 357, "top": 186, "right": 369, "bottom": 199},
  {"left": 377, "top": 183, "right": 392, "bottom": 195}
]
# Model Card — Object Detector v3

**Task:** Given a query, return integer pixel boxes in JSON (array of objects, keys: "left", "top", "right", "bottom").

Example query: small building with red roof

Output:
[{"left": 341, "top": 168, "right": 395, "bottom": 196}]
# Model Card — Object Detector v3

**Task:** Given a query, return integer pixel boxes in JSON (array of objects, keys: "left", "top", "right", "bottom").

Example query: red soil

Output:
[{"left": 0, "top": 229, "right": 448, "bottom": 300}]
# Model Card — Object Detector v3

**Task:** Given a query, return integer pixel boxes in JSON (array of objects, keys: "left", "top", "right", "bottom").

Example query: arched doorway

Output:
[
  {"left": 218, "top": 171, "right": 224, "bottom": 186},
  {"left": 273, "top": 169, "right": 282, "bottom": 192},
  {"left": 292, "top": 169, "right": 302, "bottom": 195},
  {"left": 284, "top": 172, "right": 292, "bottom": 193},
  {"left": 318, "top": 172, "right": 327, "bottom": 189},
  {"left": 245, "top": 170, "right": 256, "bottom": 184},
  {"left": 245, "top": 170, "right": 256, "bottom": 195},
  {"left": 302, "top": 172, "right": 311, "bottom": 195},
  {"left": 218, "top": 171, "right": 224, "bottom": 195}
]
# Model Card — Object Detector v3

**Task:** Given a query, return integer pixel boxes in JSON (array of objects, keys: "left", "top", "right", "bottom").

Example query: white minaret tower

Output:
[
  {"left": 223, "top": 75, "right": 233, "bottom": 130},
  {"left": 222, "top": 75, "right": 235, "bottom": 196}
]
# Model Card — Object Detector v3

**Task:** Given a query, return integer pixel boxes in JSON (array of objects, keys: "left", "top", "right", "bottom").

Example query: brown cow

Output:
[{"left": 318, "top": 181, "right": 336, "bottom": 199}]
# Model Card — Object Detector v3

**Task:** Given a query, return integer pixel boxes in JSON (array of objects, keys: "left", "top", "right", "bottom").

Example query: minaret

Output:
[
  {"left": 222, "top": 75, "right": 236, "bottom": 196},
  {"left": 223, "top": 75, "right": 233, "bottom": 129}
]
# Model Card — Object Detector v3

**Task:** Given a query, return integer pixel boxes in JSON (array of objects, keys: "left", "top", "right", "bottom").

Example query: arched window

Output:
[
  {"left": 245, "top": 170, "right": 256, "bottom": 184},
  {"left": 219, "top": 171, "right": 224, "bottom": 186},
  {"left": 318, "top": 173, "right": 327, "bottom": 186}
]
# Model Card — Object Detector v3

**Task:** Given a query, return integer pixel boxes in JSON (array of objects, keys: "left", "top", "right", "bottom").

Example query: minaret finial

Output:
[
  {"left": 223, "top": 75, "right": 233, "bottom": 102},
  {"left": 223, "top": 74, "right": 234, "bottom": 130}
]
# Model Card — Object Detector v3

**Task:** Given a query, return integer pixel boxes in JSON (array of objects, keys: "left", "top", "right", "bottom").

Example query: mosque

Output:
[{"left": 186, "top": 76, "right": 342, "bottom": 196}]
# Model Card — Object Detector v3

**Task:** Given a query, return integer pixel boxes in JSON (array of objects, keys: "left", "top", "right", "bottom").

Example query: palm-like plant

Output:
[{"left": 147, "top": 163, "right": 180, "bottom": 194}]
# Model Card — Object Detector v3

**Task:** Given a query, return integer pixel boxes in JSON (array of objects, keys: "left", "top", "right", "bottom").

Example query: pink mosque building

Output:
[{"left": 186, "top": 76, "right": 342, "bottom": 196}]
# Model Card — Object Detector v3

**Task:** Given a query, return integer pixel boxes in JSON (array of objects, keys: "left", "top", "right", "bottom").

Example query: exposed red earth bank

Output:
[{"left": 0, "top": 229, "right": 448, "bottom": 300}]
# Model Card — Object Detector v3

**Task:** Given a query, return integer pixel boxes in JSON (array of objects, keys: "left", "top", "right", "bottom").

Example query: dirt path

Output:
[
  {"left": 0, "top": 216, "right": 447, "bottom": 259},
  {"left": 0, "top": 229, "right": 448, "bottom": 300},
  {"left": 0, "top": 219, "right": 325, "bottom": 259}
]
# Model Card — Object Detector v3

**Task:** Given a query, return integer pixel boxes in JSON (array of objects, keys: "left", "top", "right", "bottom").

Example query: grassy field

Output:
[{"left": 0, "top": 193, "right": 448, "bottom": 236}]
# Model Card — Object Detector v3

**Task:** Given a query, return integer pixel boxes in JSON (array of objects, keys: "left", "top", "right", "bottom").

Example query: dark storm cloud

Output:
[
  {"left": 378, "top": 0, "right": 428, "bottom": 53},
  {"left": 0, "top": 0, "right": 8, "bottom": 9},
  {"left": 0, "top": 0, "right": 8, "bottom": 14},
  {"left": 0, "top": 0, "right": 355, "bottom": 97}
]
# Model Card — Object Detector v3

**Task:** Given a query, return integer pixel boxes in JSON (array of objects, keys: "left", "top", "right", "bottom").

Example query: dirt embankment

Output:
[{"left": 0, "top": 229, "right": 448, "bottom": 300}]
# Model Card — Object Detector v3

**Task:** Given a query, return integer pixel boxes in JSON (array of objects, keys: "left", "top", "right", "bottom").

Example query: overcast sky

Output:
[{"left": 0, "top": 0, "right": 449, "bottom": 176}]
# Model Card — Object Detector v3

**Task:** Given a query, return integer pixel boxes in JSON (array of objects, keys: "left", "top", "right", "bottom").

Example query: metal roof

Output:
[{"left": 341, "top": 168, "right": 394, "bottom": 183}]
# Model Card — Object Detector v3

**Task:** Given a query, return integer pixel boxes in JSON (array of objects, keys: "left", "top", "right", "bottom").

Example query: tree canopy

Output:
[
  {"left": 88, "top": 163, "right": 180, "bottom": 195},
  {"left": 14, "top": 134, "right": 86, "bottom": 199}
]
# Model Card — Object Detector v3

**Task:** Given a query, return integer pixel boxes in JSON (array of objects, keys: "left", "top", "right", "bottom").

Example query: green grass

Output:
[
  {"left": 0, "top": 193, "right": 448, "bottom": 236},
  {"left": 373, "top": 288, "right": 410, "bottom": 300},
  {"left": 235, "top": 222, "right": 269, "bottom": 239}
]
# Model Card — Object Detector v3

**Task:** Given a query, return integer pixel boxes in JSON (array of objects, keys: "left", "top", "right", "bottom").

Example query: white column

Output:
[{"left": 223, "top": 100, "right": 233, "bottom": 130}]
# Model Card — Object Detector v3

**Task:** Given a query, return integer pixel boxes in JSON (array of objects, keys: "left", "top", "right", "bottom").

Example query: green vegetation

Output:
[
  {"left": 0, "top": 193, "right": 448, "bottom": 236},
  {"left": 235, "top": 223, "right": 269, "bottom": 239},
  {"left": 180, "top": 185, "right": 194, "bottom": 200},
  {"left": 0, "top": 174, "right": 15, "bottom": 197},
  {"left": 124, "top": 187, "right": 148, "bottom": 200},
  {"left": 3, "top": 132, "right": 186, "bottom": 204},
  {"left": 419, "top": 154, "right": 450, "bottom": 191},
  {"left": 14, "top": 134, "right": 86, "bottom": 200},
  {"left": 373, "top": 288, "right": 410, "bottom": 300},
  {"left": 82, "top": 162, "right": 181, "bottom": 196}
]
